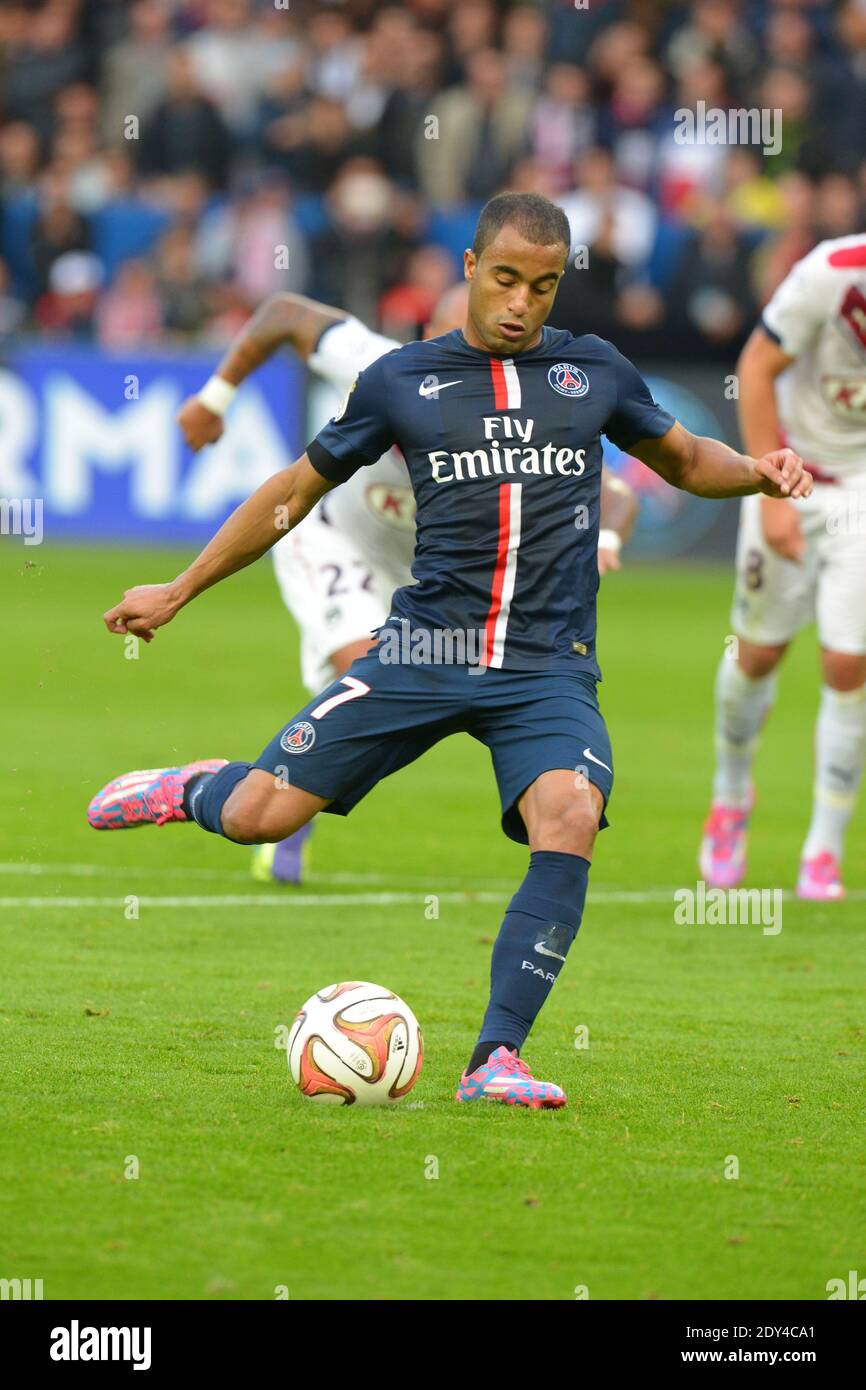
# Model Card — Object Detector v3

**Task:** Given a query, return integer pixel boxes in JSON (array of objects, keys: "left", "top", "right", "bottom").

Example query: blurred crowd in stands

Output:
[{"left": 1, "top": 0, "right": 865, "bottom": 362}]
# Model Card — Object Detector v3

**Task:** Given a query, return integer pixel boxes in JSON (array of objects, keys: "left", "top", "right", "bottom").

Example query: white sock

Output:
[
  {"left": 802, "top": 684, "right": 866, "bottom": 860},
  {"left": 711, "top": 657, "right": 777, "bottom": 808}
]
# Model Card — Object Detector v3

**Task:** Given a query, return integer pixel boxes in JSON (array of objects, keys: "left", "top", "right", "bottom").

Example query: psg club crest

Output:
[
  {"left": 280, "top": 720, "right": 316, "bottom": 754},
  {"left": 548, "top": 363, "right": 589, "bottom": 398}
]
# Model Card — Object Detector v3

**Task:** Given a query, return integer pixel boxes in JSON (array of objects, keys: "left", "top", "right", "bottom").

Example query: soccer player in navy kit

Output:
[{"left": 88, "top": 194, "right": 812, "bottom": 1109}]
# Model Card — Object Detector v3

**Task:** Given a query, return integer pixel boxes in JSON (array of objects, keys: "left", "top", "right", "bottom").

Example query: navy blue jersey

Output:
[{"left": 306, "top": 326, "right": 675, "bottom": 674}]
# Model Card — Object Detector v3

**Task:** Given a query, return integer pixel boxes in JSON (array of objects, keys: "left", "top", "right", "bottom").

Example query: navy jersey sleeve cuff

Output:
[
  {"left": 607, "top": 407, "right": 676, "bottom": 452},
  {"left": 759, "top": 315, "right": 782, "bottom": 345},
  {"left": 307, "top": 439, "right": 357, "bottom": 484}
]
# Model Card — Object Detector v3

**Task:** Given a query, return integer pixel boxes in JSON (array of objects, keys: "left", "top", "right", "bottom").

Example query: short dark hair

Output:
[{"left": 472, "top": 192, "right": 571, "bottom": 259}]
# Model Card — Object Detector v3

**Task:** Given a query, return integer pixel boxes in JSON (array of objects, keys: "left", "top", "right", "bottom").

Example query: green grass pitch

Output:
[{"left": 1, "top": 542, "right": 864, "bottom": 1301}]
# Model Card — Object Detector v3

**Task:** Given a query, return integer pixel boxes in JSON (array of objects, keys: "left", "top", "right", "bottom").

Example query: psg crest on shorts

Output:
[
  {"left": 548, "top": 363, "right": 589, "bottom": 398},
  {"left": 280, "top": 720, "right": 316, "bottom": 754}
]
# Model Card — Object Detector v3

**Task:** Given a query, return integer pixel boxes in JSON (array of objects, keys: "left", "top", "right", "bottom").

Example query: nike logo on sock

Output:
[{"left": 534, "top": 941, "right": 567, "bottom": 962}]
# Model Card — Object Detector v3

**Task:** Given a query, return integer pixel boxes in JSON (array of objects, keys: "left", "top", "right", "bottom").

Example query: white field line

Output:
[
  {"left": 1, "top": 864, "right": 861, "bottom": 908},
  {"left": 0, "top": 862, "right": 514, "bottom": 889},
  {"left": 0, "top": 862, "right": 703, "bottom": 895},
  {"left": 0, "top": 888, "right": 854, "bottom": 910},
  {"left": 0, "top": 891, "right": 510, "bottom": 909}
]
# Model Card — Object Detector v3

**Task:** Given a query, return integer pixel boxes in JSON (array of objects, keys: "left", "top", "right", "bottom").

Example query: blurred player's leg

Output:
[
  {"left": 255, "top": 519, "right": 395, "bottom": 884},
  {"left": 797, "top": 503, "right": 866, "bottom": 898},
  {"left": 712, "top": 649, "right": 780, "bottom": 808},
  {"left": 248, "top": 822, "right": 314, "bottom": 885},
  {"left": 701, "top": 493, "right": 815, "bottom": 887},
  {"left": 249, "top": 636, "right": 373, "bottom": 884},
  {"left": 700, "top": 646, "right": 781, "bottom": 888},
  {"left": 798, "top": 678, "right": 866, "bottom": 900}
]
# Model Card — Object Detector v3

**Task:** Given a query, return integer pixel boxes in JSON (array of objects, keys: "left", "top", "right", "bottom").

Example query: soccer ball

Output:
[{"left": 287, "top": 981, "right": 423, "bottom": 1106}]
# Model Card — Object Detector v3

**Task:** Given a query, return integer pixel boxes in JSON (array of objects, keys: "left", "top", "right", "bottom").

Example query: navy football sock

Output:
[
  {"left": 188, "top": 761, "right": 253, "bottom": 837},
  {"left": 181, "top": 774, "right": 205, "bottom": 817},
  {"left": 471, "top": 850, "right": 589, "bottom": 1064}
]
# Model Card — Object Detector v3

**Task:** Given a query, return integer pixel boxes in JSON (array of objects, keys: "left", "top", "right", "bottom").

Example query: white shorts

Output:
[
  {"left": 272, "top": 509, "right": 410, "bottom": 693},
  {"left": 731, "top": 479, "right": 866, "bottom": 654}
]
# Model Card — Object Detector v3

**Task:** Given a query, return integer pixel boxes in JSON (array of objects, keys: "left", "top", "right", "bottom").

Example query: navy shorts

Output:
[{"left": 254, "top": 652, "right": 613, "bottom": 845}]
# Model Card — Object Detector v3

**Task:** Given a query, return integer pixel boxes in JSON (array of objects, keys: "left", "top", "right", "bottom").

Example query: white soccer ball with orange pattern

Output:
[{"left": 287, "top": 982, "right": 423, "bottom": 1106}]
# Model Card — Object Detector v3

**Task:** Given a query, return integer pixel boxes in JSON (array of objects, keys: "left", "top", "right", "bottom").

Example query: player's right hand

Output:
[
  {"left": 177, "top": 395, "right": 224, "bottom": 451},
  {"left": 103, "top": 582, "right": 184, "bottom": 643},
  {"left": 760, "top": 496, "right": 805, "bottom": 562}
]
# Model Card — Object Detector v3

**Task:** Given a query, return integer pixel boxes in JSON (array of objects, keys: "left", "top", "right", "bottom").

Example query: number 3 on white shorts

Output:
[{"left": 310, "top": 675, "right": 371, "bottom": 721}]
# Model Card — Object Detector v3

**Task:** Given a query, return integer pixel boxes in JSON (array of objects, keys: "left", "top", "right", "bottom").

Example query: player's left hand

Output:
[
  {"left": 103, "top": 582, "right": 184, "bottom": 643},
  {"left": 752, "top": 448, "right": 813, "bottom": 500}
]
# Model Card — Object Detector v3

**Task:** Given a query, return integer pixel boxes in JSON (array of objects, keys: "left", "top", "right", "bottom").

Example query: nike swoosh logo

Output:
[
  {"left": 418, "top": 380, "right": 462, "bottom": 397},
  {"left": 583, "top": 747, "right": 612, "bottom": 774},
  {"left": 534, "top": 941, "right": 567, "bottom": 962}
]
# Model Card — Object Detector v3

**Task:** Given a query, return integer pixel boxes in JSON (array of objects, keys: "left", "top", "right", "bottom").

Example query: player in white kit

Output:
[
  {"left": 700, "top": 235, "right": 866, "bottom": 900},
  {"left": 178, "top": 289, "right": 639, "bottom": 881}
]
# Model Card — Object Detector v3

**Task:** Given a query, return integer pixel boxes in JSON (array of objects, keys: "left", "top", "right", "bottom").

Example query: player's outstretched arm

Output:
[
  {"left": 630, "top": 421, "right": 813, "bottom": 501},
  {"left": 103, "top": 454, "right": 335, "bottom": 642},
  {"left": 178, "top": 294, "right": 347, "bottom": 451}
]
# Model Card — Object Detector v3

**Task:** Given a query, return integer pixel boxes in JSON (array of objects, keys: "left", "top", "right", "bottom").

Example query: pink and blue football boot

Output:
[
  {"left": 797, "top": 850, "right": 845, "bottom": 901},
  {"left": 87, "top": 759, "right": 227, "bottom": 830},
  {"left": 456, "top": 1046, "right": 567, "bottom": 1109},
  {"left": 699, "top": 800, "right": 751, "bottom": 889}
]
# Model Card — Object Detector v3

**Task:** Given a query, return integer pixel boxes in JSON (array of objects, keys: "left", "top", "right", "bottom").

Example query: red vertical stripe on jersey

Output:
[
  {"left": 490, "top": 357, "right": 508, "bottom": 411},
  {"left": 482, "top": 484, "right": 513, "bottom": 667}
]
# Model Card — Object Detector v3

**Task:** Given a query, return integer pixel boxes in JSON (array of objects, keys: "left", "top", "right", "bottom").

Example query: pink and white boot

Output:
[
  {"left": 796, "top": 850, "right": 845, "bottom": 901},
  {"left": 699, "top": 801, "right": 751, "bottom": 889}
]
